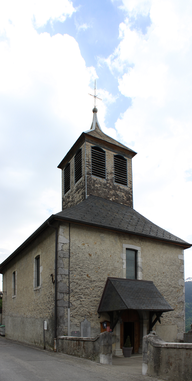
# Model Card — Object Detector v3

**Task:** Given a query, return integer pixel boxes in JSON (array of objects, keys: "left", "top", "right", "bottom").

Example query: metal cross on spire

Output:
[{"left": 89, "top": 80, "right": 102, "bottom": 110}]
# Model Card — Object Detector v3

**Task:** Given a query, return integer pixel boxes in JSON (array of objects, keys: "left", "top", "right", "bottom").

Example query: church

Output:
[{"left": 0, "top": 106, "right": 191, "bottom": 354}]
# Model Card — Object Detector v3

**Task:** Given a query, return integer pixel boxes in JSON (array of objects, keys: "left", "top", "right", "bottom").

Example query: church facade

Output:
[{"left": 0, "top": 108, "right": 190, "bottom": 353}]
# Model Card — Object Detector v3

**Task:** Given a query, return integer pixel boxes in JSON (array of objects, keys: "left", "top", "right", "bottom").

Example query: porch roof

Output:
[{"left": 98, "top": 278, "right": 173, "bottom": 313}]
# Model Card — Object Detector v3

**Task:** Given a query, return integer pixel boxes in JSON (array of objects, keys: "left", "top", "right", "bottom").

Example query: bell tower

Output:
[{"left": 58, "top": 107, "right": 137, "bottom": 210}]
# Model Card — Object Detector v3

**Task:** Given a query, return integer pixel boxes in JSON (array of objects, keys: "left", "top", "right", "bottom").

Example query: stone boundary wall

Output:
[
  {"left": 142, "top": 332, "right": 192, "bottom": 381},
  {"left": 0, "top": 324, "right": 5, "bottom": 336},
  {"left": 57, "top": 331, "right": 112, "bottom": 364},
  {"left": 184, "top": 331, "right": 192, "bottom": 343}
]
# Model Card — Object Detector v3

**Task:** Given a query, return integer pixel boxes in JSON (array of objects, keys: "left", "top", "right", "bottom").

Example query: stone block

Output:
[
  {"left": 81, "top": 318, "right": 91, "bottom": 337},
  {"left": 57, "top": 283, "right": 68, "bottom": 293}
]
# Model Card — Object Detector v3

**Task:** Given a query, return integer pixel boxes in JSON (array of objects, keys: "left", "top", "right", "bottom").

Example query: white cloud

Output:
[
  {"left": 109, "top": 0, "right": 192, "bottom": 278},
  {"left": 76, "top": 23, "right": 91, "bottom": 32},
  {"left": 0, "top": 0, "right": 101, "bottom": 287},
  {"left": 115, "top": 0, "right": 152, "bottom": 16},
  {"left": 0, "top": 0, "right": 75, "bottom": 31}
]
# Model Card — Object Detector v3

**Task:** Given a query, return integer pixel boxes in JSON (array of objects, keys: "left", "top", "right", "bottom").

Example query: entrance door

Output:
[
  {"left": 120, "top": 310, "right": 140, "bottom": 354},
  {"left": 124, "top": 322, "right": 134, "bottom": 350}
]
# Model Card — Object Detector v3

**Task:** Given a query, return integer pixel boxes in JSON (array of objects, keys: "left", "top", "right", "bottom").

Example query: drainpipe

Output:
[
  {"left": 68, "top": 223, "right": 71, "bottom": 336},
  {"left": 85, "top": 141, "right": 87, "bottom": 199},
  {"left": 54, "top": 227, "right": 58, "bottom": 350},
  {"left": 47, "top": 221, "right": 58, "bottom": 352}
]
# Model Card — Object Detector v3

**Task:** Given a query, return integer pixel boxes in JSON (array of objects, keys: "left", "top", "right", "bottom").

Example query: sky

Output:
[{"left": 0, "top": 0, "right": 192, "bottom": 290}]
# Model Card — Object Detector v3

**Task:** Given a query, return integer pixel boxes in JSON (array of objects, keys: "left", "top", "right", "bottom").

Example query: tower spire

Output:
[{"left": 89, "top": 79, "right": 102, "bottom": 112}]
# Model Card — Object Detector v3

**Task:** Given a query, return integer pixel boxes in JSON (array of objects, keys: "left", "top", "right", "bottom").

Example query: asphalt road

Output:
[{"left": 0, "top": 336, "right": 162, "bottom": 381}]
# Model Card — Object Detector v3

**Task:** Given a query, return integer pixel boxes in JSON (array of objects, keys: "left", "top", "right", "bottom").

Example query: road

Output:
[{"left": 0, "top": 336, "right": 162, "bottom": 381}]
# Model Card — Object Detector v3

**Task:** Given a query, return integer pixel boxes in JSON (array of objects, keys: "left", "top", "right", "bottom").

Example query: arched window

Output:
[
  {"left": 91, "top": 146, "right": 106, "bottom": 179},
  {"left": 75, "top": 149, "right": 82, "bottom": 183},
  {"left": 64, "top": 162, "right": 70, "bottom": 194},
  {"left": 114, "top": 155, "right": 127, "bottom": 186}
]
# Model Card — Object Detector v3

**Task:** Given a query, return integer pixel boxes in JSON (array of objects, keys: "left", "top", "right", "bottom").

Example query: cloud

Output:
[
  {"left": 115, "top": 0, "right": 152, "bottom": 18},
  {"left": 76, "top": 22, "right": 91, "bottom": 32},
  {"left": 0, "top": 0, "right": 75, "bottom": 32},
  {"left": 0, "top": 0, "right": 102, "bottom": 277},
  {"left": 108, "top": 0, "right": 192, "bottom": 277}
]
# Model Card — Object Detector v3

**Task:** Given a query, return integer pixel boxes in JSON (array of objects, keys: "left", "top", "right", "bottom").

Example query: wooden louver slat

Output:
[
  {"left": 114, "top": 155, "right": 127, "bottom": 186},
  {"left": 75, "top": 149, "right": 82, "bottom": 183},
  {"left": 64, "top": 162, "right": 70, "bottom": 194},
  {"left": 91, "top": 146, "right": 105, "bottom": 179}
]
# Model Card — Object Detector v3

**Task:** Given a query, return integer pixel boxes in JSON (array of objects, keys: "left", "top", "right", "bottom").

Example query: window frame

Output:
[
  {"left": 74, "top": 148, "right": 82, "bottom": 184},
  {"left": 114, "top": 154, "right": 128, "bottom": 187},
  {"left": 34, "top": 255, "right": 41, "bottom": 289},
  {"left": 12, "top": 270, "right": 16, "bottom": 297},
  {"left": 126, "top": 249, "right": 137, "bottom": 280},
  {"left": 64, "top": 162, "right": 70, "bottom": 194},
  {"left": 91, "top": 146, "right": 106, "bottom": 179},
  {"left": 122, "top": 244, "right": 142, "bottom": 280}
]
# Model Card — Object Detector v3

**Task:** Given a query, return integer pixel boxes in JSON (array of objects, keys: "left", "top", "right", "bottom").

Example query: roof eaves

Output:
[
  {"left": 84, "top": 133, "right": 137, "bottom": 158},
  {"left": 109, "top": 278, "right": 132, "bottom": 311},
  {"left": 99, "top": 277, "right": 174, "bottom": 313},
  {"left": 57, "top": 130, "right": 137, "bottom": 171},
  {"left": 54, "top": 214, "right": 191, "bottom": 249},
  {"left": 57, "top": 133, "right": 86, "bottom": 169}
]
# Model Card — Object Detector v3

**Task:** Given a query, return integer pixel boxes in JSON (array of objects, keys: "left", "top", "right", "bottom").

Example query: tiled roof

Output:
[
  {"left": 55, "top": 195, "right": 190, "bottom": 247},
  {"left": 85, "top": 121, "right": 136, "bottom": 154},
  {"left": 98, "top": 277, "right": 173, "bottom": 313},
  {"left": 58, "top": 110, "right": 136, "bottom": 169},
  {"left": 1, "top": 195, "right": 190, "bottom": 272}
]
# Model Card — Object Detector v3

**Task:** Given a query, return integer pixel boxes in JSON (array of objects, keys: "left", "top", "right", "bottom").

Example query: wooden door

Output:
[{"left": 120, "top": 310, "right": 140, "bottom": 354}]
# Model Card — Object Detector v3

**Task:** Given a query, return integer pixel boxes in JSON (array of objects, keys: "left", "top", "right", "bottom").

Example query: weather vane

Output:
[{"left": 89, "top": 80, "right": 102, "bottom": 109}]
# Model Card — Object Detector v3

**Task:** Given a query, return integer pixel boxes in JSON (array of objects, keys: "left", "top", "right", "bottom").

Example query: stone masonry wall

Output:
[
  {"left": 143, "top": 332, "right": 192, "bottom": 381},
  {"left": 57, "top": 331, "right": 113, "bottom": 364},
  {"left": 62, "top": 141, "right": 133, "bottom": 210},
  {"left": 58, "top": 222, "right": 185, "bottom": 342},
  {"left": 62, "top": 143, "right": 85, "bottom": 210},
  {"left": 86, "top": 142, "right": 133, "bottom": 207},
  {"left": 57, "top": 225, "right": 70, "bottom": 336},
  {"left": 2, "top": 228, "right": 55, "bottom": 349}
]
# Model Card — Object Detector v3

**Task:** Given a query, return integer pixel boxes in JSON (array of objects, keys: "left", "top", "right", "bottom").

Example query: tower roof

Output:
[{"left": 58, "top": 108, "right": 136, "bottom": 170}]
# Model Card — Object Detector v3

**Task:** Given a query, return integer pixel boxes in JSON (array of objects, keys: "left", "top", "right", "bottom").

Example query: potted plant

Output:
[{"left": 122, "top": 335, "right": 133, "bottom": 357}]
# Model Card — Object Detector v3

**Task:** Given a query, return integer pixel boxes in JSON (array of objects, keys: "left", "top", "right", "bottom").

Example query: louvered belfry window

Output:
[
  {"left": 64, "top": 162, "right": 70, "bottom": 194},
  {"left": 75, "top": 149, "right": 82, "bottom": 183},
  {"left": 114, "top": 154, "right": 127, "bottom": 186},
  {"left": 91, "top": 146, "right": 106, "bottom": 179}
]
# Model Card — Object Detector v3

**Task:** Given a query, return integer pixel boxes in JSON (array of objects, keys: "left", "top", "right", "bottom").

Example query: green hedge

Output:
[{"left": 185, "top": 282, "right": 192, "bottom": 332}]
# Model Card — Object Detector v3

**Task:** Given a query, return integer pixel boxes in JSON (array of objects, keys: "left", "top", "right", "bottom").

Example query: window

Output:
[
  {"left": 123, "top": 244, "right": 142, "bottom": 280},
  {"left": 126, "top": 249, "right": 137, "bottom": 279},
  {"left": 91, "top": 146, "right": 106, "bottom": 179},
  {"left": 64, "top": 162, "right": 70, "bottom": 194},
  {"left": 12, "top": 271, "right": 16, "bottom": 296},
  {"left": 35, "top": 255, "right": 40, "bottom": 288},
  {"left": 75, "top": 149, "right": 82, "bottom": 183},
  {"left": 114, "top": 155, "right": 127, "bottom": 186}
]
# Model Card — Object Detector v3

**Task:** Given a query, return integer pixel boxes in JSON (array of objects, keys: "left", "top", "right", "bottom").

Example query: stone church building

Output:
[{"left": 0, "top": 107, "right": 191, "bottom": 354}]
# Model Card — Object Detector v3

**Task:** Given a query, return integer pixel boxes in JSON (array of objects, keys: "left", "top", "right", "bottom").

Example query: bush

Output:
[{"left": 185, "top": 282, "right": 192, "bottom": 332}]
